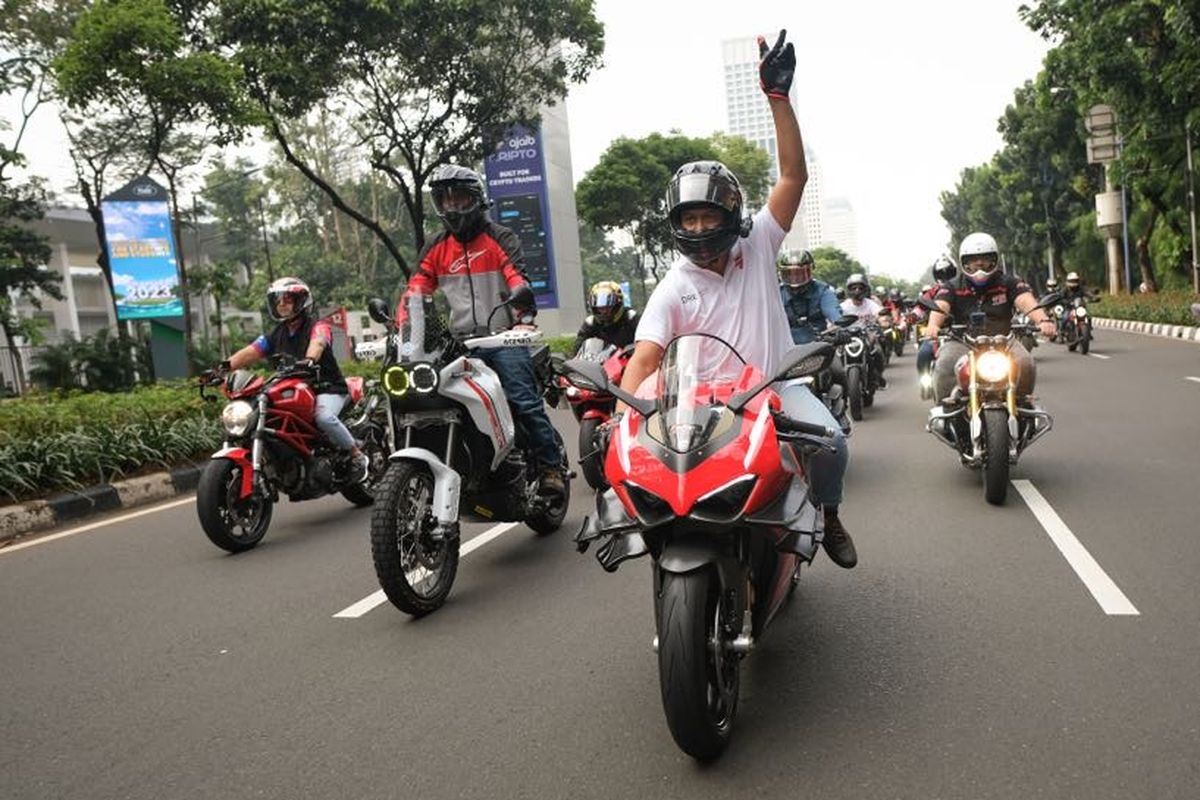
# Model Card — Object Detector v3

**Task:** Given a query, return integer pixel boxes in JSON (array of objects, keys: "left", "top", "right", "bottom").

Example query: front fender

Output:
[
  {"left": 389, "top": 447, "right": 461, "bottom": 525},
  {"left": 211, "top": 446, "right": 253, "bottom": 499}
]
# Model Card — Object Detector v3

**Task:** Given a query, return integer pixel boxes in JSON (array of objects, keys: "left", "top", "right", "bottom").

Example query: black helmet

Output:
[
  {"left": 888, "top": 288, "right": 902, "bottom": 302},
  {"left": 845, "top": 272, "right": 869, "bottom": 300},
  {"left": 932, "top": 255, "right": 957, "bottom": 283},
  {"left": 588, "top": 280, "right": 627, "bottom": 326},
  {"left": 666, "top": 161, "right": 749, "bottom": 265},
  {"left": 778, "top": 249, "right": 814, "bottom": 288},
  {"left": 430, "top": 164, "right": 490, "bottom": 241},
  {"left": 266, "top": 277, "right": 313, "bottom": 322}
]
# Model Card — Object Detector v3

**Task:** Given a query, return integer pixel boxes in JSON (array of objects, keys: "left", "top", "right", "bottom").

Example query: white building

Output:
[
  {"left": 721, "top": 37, "right": 809, "bottom": 252},
  {"left": 822, "top": 196, "right": 860, "bottom": 260}
]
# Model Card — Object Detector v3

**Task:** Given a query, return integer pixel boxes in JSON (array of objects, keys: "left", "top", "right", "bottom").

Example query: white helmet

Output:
[
  {"left": 958, "top": 232, "right": 1000, "bottom": 287},
  {"left": 1065, "top": 271, "right": 1080, "bottom": 287}
]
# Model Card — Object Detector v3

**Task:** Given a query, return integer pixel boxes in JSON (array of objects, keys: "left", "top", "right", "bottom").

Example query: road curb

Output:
[
  {"left": 1093, "top": 317, "right": 1200, "bottom": 343},
  {"left": 0, "top": 463, "right": 203, "bottom": 548}
]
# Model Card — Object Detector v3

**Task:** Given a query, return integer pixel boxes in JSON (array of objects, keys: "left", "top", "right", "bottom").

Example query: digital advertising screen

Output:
[{"left": 101, "top": 177, "right": 183, "bottom": 320}]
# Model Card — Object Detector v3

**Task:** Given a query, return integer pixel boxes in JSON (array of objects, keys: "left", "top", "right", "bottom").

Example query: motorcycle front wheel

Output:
[
  {"left": 1079, "top": 323, "right": 1091, "bottom": 355},
  {"left": 847, "top": 366, "right": 864, "bottom": 421},
  {"left": 982, "top": 408, "right": 1010, "bottom": 505},
  {"left": 577, "top": 417, "right": 608, "bottom": 490},
  {"left": 370, "top": 460, "right": 460, "bottom": 617},
  {"left": 656, "top": 568, "right": 739, "bottom": 762},
  {"left": 196, "top": 458, "right": 273, "bottom": 553}
]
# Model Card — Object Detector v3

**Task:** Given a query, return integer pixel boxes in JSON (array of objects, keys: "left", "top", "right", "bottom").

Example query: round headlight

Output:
[
  {"left": 976, "top": 351, "right": 1011, "bottom": 383},
  {"left": 410, "top": 363, "right": 438, "bottom": 393},
  {"left": 1075, "top": 306, "right": 1088, "bottom": 318},
  {"left": 845, "top": 338, "right": 864, "bottom": 357},
  {"left": 383, "top": 365, "right": 409, "bottom": 396},
  {"left": 1054, "top": 305, "right": 1064, "bottom": 316},
  {"left": 221, "top": 400, "right": 256, "bottom": 436}
]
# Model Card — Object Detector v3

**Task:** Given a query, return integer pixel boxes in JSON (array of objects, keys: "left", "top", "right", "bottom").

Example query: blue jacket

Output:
[{"left": 780, "top": 280, "right": 842, "bottom": 344}]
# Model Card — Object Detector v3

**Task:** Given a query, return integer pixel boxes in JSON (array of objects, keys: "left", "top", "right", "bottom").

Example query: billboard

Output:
[
  {"left": 101, "top": 176, "right": 183, "bottom": 320},
  {"left": 484, "top": 125, "right": 559, "bottom": 309}
]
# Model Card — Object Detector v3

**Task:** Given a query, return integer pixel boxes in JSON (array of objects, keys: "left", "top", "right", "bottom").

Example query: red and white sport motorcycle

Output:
[
  {"left": 555, "top": 337, "right": 632, "bottom": 489},
  {"left": 565, "top": 334, "right": 838, "bottom": 762}
]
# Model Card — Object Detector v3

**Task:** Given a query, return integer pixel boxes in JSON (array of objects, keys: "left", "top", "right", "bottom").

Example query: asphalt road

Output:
[{"left": 2, "top": 329, "right": 1199, "bottom": 799}]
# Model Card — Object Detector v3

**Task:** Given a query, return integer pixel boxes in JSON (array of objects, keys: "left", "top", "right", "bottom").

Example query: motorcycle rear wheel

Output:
[
  {"left": 983, "top": 408, "right": 1010, "bottom": 505},
  {"left": 656, "top": 568, "right": 738, "bottom": 762},
  {"left": 196, "top": 458, "right": 273, "bottom": 553},
  {"left": 370, "top": 460, "right": 459, "bottom": 617}
]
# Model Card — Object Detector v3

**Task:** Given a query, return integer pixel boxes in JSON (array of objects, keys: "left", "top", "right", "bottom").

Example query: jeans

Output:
[
  {"left": 779, "top": 380, "right": 848, "bottom": 506},
  {"left": 933, "top": 339, "right": 1036, "bottom": 403},
  {"left": 476, "top": 346, "right": 563, "bottom": 470},
  {"left": 315, "top": 392, "right": 355, "bottom": 450},
  {"left": 916, "top": 339, "right": 936, "bottom": 376}
]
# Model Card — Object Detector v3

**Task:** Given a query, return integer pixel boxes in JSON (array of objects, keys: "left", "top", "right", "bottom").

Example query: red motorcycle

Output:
[
  {"left": 555, "top": 337, "right": 632, "bottom": 489},
  {"left": 196, "top": 357, "right": 388, "bottom": 553},
  {"left": 566, "top": 334, "right": 838, "bottom": 761}
]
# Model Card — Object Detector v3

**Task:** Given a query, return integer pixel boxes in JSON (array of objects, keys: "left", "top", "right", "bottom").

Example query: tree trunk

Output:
[
  {"left": 215, "top": 295, "right": 225, "bottom": 356},
  {"left": 1136, "top": 205, "right": 1160, "bottom": 293},
  {"left": 1, "top": 318, "right": 27, "bottom": 395},
  {"left": 77, "top": 179, "right": 130, "bottom": 347},
  {"left": 161, "top": 169, "right": 195, "bottom": 374}
]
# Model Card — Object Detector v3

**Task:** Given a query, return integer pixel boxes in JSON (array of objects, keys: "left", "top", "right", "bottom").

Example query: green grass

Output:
[{"left": 1091, "top": 290, "right": 1200, "bottom": 326}]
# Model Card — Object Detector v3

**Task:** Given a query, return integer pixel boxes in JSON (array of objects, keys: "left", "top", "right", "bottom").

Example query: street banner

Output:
[
  {"left": 323, "top": 306, "right": 349, "bottom": 331},
  {"left": 484, "top": 125, "right": 559, "bottom": 309},
  {"left": 101, "top": 176, "right": 184, "bottom": 320}
]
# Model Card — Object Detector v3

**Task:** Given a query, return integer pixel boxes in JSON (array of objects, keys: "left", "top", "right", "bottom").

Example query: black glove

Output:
[
  {"left": 758, "top": 29, "right": 795, "bottom": 100},
  {"left": 295, "top": 358, "right": 317, "bottom": 373}
]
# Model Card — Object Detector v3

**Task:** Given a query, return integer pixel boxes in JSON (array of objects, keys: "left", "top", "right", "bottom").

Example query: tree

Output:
[
  {"left": 577, "top": 223, "right": 643, "bottom": 306},
  {"left": 1022, "top": 0, "right": 1200, "bottom": 290},
  {"left": 709, "top": 132, "right": 772, "bottom": 209},
  {"left": 811, "top": 245, "right": 866, "bottom": 290},
  {"left": 0, "top": 142, "right": 59, "bottom": 394},
  {"left": 54, "top": 0, "right": 260, "bottom": 371},
  {"left": 218, "top": 0, "right": 604, "bottom": 276}
]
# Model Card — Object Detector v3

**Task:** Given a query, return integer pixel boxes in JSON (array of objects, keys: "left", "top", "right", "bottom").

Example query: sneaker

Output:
[
  {"left": 538, "top": 467, "right": 567, "bottom": 497},
  {"left": 876, "top": 373, "right": 888, "bottom": 389},
  {"left": 822, "top": 513, "right": 858, "bottom": 569}
]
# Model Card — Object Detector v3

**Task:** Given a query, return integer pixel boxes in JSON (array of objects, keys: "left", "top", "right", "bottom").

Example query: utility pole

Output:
[
  {"left": 1186, "top": 118, "right": 1199, "bottom": 294},
  {"left": 257, "top": 195, "right": 275, "bottom": 283},
  {"left": 1085, "top": 104, "right": 1125, "bottom": 294}
]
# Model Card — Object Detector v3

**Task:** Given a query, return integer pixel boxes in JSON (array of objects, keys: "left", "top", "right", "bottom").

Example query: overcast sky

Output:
[
  {"left": 565, "top": 0, "right": 1053, "bottom": 279},
  {"left": 4, "top": 1, "right": 1052, "bottom": 281}
]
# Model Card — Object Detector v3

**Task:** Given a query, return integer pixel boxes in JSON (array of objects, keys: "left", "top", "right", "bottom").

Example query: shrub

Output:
[{"left": 1091, "top": 290, "right": 1200, "bottom": 326}]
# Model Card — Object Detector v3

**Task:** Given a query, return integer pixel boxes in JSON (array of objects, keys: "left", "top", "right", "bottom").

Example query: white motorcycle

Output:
[{"left": 360, "top": 290, "right": 570, "bottom": 616}]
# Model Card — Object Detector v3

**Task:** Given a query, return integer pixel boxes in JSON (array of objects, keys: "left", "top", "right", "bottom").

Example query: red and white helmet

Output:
[{"left": 266, "top": 277, "right": 313, "bottom": 321}]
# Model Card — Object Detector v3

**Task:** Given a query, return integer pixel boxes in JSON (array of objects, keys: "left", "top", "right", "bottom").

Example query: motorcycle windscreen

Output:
[
  {"left": 653, "top": 333, "right": 752, "bottom": 453},
  {"left": 398, "top": 293, "right": 450, "bottom": 364},
  {"left": 576, "top": 337, "right": 613, "bottom": 362}
]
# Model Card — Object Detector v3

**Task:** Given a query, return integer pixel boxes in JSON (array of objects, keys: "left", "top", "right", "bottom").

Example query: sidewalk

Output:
[{"left": 0, "top": 464, "right": 203, "bottom": 547}]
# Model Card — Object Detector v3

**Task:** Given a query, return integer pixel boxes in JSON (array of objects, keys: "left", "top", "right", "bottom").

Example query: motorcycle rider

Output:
[
  {"left": 778, "top": 248, "right": 842, "bottom": 344},
  {"left": 616, "top": 30, "right": 856, "bottom": 568},
  {"left": 840, "top": 273, "right": 887, "bottom": 388},
  {"left": 916, "top": 255, "right": 958, "bottom": 379},
  {"left": 395, "top": 164, "right": 567, "bottom": 496},
  {"left": 926, "top": 232, "right": 1056, "bottom": 403},
  {"left": 219, "top": 277, "right": 367, "bottom": 482},
  {"left": 1063, "top": 271, "right": 1093, "bottom": 302},
  {"left": 572, "top": 280, "right": 640, "bottom": 355}
]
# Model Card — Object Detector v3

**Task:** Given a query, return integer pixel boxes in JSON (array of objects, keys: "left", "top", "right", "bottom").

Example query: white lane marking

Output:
[
  {"left": 1088, "top": 353, "right": 1111, "bottom": 360},
  {"left": 1012, "top": 480, "right": 1139, "bottom": 616},
  {"left": 333, "top": 521, "right": 521, "bottom": 618},
  {"left": 0, "top": 496, "right": 196, "bottom": 556},
  {"left": 1185, "top": 376, "right": 1200, "bottom": 384}
]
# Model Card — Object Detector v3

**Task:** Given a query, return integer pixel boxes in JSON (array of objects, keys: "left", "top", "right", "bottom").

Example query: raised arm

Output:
[{"left": 759, "top": 30, "right": 808, "bottom": 230}]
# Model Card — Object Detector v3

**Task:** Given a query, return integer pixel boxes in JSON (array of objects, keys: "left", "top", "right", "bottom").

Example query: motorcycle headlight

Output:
[
  {"left": 623, "top": 481, "right": 674, "bottom": 527},
  {"left": 1054, "top": 305, "right": 1064, "bottom": 316},
  {"left": 919, "top": 373, "right": 933, "bottom": 389},
  {"left": 692, "top": 475, "right": 757, "bottom": 523},
  {"left": 221, "top": 400, "right": 257, "bottom": 436},
  {"left": 844, "top": 338, "right": 864, "bottom": 358},
  {"left": 410, "top": 363, "right": 438, "bottom": 393},
  {"left": 384, "top": 363, "right": 438, "bottom": 396},
  {"left": 1075, "top": 306, "right": 1088, "bottom": 318},
  {"left": 975, "top": 351, "right": 1011, "bottom": 383}
]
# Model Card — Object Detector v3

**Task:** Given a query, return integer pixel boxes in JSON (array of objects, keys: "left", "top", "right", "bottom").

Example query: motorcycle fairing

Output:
[
  {"left": 437, "top": 356, "right": 515, "bottom": 470},
  {"left": 212, "top": 446, "right": 254, "bottom": 499},
  {"left": 388, "top": 446, "right": 462, "bottom": 526}
]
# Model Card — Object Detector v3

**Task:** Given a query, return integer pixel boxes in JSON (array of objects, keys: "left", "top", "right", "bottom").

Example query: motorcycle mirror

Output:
[
  {"left": 917, "top": 296, "right": 941, "bottom": 313},
  {"left": 367, "top": 298, "right": 393, "bottom": 325},
  {"left": 729, "top": 342, "right": 834, "bottom": 414},
  {"left": 562, "top": 357, "right": 655, "bottom": 418},
  {"left": 836, "top": 314, "right": 858, "bottom": 326},
  {"left": 1034, "top": 291, "right": 1063, "bottom": 310}
]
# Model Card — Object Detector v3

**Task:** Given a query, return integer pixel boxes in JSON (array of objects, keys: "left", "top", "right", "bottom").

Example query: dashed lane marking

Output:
[
  {"left": 333, "top": 522, "right": 521, "bottom": 618},
  {"left": 1013, "top": 480, "right": 1139, "bottom": 616},
  {"left": 1088, "top": 353, "right": 1111, "bottom": 360}
]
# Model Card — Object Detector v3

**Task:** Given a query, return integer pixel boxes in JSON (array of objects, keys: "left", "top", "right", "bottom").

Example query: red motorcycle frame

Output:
[
  {"left": 556, "top": 337, "right": 633, "bottom": 489},
  {"left": 567, "top": 334, "right": 837, "bottom": 762},
  {"left": 197, "top": 361, "right": 383, "bottom": 553}
]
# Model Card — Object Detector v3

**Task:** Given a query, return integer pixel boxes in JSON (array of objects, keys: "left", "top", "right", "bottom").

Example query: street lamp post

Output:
[{"left": 1186, "top": 118, "right": 1199, "bottom": 294}]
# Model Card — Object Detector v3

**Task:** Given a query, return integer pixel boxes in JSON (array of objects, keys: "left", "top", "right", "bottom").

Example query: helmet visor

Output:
[
  {"left": 779, "top": 264, "right": 811, "bottom": 287},
  {"left": 667, "top": 173, "right": 741, "bottom": 219},
  {"left": 431, "top": 184, "right": 481, "bottom": 216},
  {"left": 590, "top": 289, "right": 621, "bottom": 322},
  {"left": 961, "top": 253, "right": 998, "bottom": 273}
]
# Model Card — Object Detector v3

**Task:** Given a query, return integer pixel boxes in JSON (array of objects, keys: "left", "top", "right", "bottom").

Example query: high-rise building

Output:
[
  {"left": 822, "top": 196, "right": 860, "bottom": 260},
  {"left": 721, "top": 37, "right": 808, "bottom": 251},
  {"left": 799, "top": 146, "right": 823, "bottom": 251}
]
